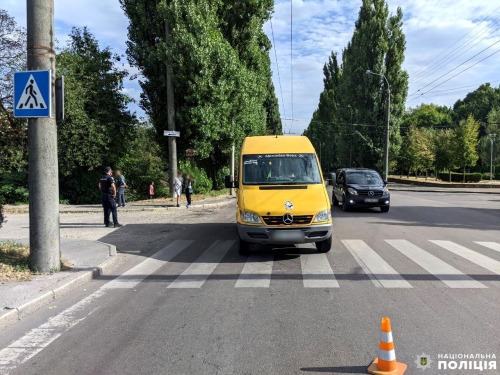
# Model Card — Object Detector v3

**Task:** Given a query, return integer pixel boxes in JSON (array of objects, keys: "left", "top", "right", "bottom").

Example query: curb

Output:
[
  {"left": 0, "top": 243, "right": 118, "bottom": 331},
  {"left": 5, "top": 197, "right": 236, "bottom": 215},
  {"left": 391, "top": 188, "right": 500, "bottom": 194}
]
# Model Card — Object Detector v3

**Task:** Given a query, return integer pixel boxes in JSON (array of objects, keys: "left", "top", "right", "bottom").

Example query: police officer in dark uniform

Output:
[{"left": 99, "top": 167, "right": 122, "bottom": 228}]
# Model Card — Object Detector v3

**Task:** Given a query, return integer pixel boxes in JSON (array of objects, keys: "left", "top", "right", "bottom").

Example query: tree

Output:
[
  {"left": 398, "top": 124, "right": 433, "bottom": 178},
  {"left": 402, "top": 103, "right": 453, "bottom": 130},
  {"left": 453, "top": 83, "right": 500, "bottom": 133},
  {"left": 479, "top": 106, "right": 500, "bottom": 167},
  {"left": 305, "top": 0, "right": 409, "bottom": 172},
  {"left": 433, "top": 129, "right": 457, "bottom": 182},
  {"left": 0, "top": 9, "right": 28, "bottom": 173},
  {"left": 120, "top": 0, "right": 279, "bottom": 187},
  {"left": 56, "top": 27, "right": 135, "bottom": 175},
  {"left": 454, "top": 115, "right": 480, "bottom": 182}
]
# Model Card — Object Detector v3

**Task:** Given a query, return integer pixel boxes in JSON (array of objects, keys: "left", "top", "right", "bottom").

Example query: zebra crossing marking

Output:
[
  {"left": 300, "top": 253, "right": 339, "bottom": 288},
  {"left": 102, "top": 240, "right": 194, "bottom": 289},
  {"left": 168, "top": 240, "right": 235, "bottom": 288},
  {"left": 475, "top": 242, "right": 500, "bottom": 253},
  {"left": 342, "top": 240, "right": 412, "bottom": 288},
  {"left": 386, "top": 240, "right": 486, "bottom": 288},
  {"left": 430, "top": 240, "right": 500, "bottom": 276},
  {"left": 235, "top": 254, "right": 274, "bottom": 288}
]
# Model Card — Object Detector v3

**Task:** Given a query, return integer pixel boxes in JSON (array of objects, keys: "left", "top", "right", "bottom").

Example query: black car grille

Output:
[
  {"left": 357, "top": 190, "right": 383, "bottom": 197},
  {"left": 262, "top": 215, "right": 313, "bottom": 226}
]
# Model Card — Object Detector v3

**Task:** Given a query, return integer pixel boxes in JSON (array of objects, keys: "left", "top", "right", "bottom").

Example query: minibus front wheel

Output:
[{"left": 315, "top": 235, "right": 332, "bottom": 253}]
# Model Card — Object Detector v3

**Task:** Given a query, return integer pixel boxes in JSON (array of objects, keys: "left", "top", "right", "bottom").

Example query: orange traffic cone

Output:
[{"left": 367, "top": 317, "right": 407, "bottom": 375}]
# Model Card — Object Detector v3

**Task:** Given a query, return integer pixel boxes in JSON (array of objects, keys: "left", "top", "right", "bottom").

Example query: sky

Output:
[{"left": 4, "top": 0, "right": 500, "bottom": 134}]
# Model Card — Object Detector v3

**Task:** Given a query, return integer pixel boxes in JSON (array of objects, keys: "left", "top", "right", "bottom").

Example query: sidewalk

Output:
[
  {"left": 4, "top": 194, "right": 236, "bottom": 214},
  {"left": 0, "top": 238, "right": 117, "bottom": 329}
]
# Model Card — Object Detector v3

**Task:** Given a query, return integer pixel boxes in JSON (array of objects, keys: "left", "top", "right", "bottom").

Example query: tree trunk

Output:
[
  {"left": 407, "top": 169, "right": 410, "bottom": 178},
  {"left": 449, "top": 170, "right": 451, "bottom": 182},
  {"left": 425, "top": 169, "right": 428, "bottom": 180},
  {"left": 463, "top": 166, "right": 466, "bottom": 183}
]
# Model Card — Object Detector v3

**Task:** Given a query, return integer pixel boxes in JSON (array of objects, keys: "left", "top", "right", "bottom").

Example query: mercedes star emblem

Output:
[
  {"left": 368, "top": 191, "right": 375, "bottom": 196},
  {"left": 283, "top": 213, "right": 293, "bottom": 225}
]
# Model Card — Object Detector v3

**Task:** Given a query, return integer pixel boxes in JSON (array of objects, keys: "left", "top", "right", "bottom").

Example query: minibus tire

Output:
[
  {"left": 239, "top": 237, "right": 252, "bottom": 255},
  {"left": 332, "top": 194, "right": 339, "bottom": 206},
  {"left": 315, "top": 235, "right": 332, "bottom": 253}
]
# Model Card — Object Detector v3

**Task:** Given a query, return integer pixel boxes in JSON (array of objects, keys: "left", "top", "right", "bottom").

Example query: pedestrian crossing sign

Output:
[{"left": 14, "top": 70, "right": 51, "bottom": 118}]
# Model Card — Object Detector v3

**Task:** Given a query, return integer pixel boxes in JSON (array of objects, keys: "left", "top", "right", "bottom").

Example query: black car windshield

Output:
[
  {"left": 243, "top": 154, "right": 322, "bottom": 185},
  {"left": 346, "top": 171, "right": 383, "bottom": 185}
]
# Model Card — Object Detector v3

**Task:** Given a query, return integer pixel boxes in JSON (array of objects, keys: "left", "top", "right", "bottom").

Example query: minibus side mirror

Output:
[
  {"left": 383, "top": 180, "right": 388, "bottom": 186},
  {"left": 225, "top": 175, "right": 238, "bottom": 189}
]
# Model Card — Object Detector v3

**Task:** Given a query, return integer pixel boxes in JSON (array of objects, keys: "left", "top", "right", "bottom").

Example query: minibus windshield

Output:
[{"left": 242, "top": 154, "right": 322, "bottom": 185}]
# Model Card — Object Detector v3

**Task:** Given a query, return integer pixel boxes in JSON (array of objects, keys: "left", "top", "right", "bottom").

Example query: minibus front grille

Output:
[
  {"left": 262, "top": 215, "right": 313, "bottom": 226},
  {"left": 258, "top": 186, "right": 308, "bottom": 190}
]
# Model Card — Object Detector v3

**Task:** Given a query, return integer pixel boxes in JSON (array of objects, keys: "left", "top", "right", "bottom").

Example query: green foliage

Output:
[
  {"left": 402, "top": 103, "right": 453, "bottom": 130},
  {"left": 454, "top": 115, "right": 480, "bottom": 181},
  {"left": 437, "top": 172, "right": 482, "bottom": 183},
  {"left": 398, "top": 124, "right": 434, "bottom": 176},
  {"left": 479, "top": 106, "right": 500, "bottom": 165},
  {"left": 59, "top": 169, "right": 101, "bottom": 204},
  {"left": 179, "top": 160, "right": 211, "bottom": 194},
  {"left": 453, "top": 83, "right": 500, "bottom": 125},
  {"left": 215, "top": 166, "right": 231, "bottom": 190},
  {"left": 56, "top": 27, "right": 135, "bottom": 175},
  {"left": 118, "top": 124, "right": 167, "bottom": 200},
  {"left": 0, "top": 195, "right": 3, "bottom": 229},
  {"left": 304, "top": 0, "right": 408, "bottom": 172},
  {"left": 0, "top": 171, "right": 29, "bottom": 204},
  {"left": 433, "top": 129, "right": 457, "bottom": 176},
  {"left": 120, "top": 0, "right": 278, "bottom": 186}
]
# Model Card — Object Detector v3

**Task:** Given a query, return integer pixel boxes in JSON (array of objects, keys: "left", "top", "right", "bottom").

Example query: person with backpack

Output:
[
  {"left": 115, "top": 170, "right": 127, "bottom": 207},
  {"left": 184, "top": 174, "right": 195, "bottom": 208}
]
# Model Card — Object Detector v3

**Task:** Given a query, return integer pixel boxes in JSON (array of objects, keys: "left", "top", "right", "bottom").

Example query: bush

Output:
[
  {"left": 0, "top": 171, "right": 29, "bottom": 204},
  {"left": 482, "top": 172, "right": 495, "bottom": 180},
  {"left": 216, "top": 167, "right": 230, "bottom": 189},
  {"left": 59, "top": 168, "right": 102, "bottom": 204},
  {"left": 179, "top": 160, "right": 212, "bottom": 194},
  {"left": 437, "top": 172, "right": 482, "bottom": 183}
]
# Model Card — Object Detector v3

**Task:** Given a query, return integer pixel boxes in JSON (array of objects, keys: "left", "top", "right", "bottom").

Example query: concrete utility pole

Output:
[
  {"left": 366, "top": 70, "right": 390, "bottom": 181},
  {"left": 165, "top": 21, "right": 177, "bottom": 198},
  {"left": 27, "top": 0, "right": 60, "bottom": 272},
  {"left": 489, "top": 134, "right": 497, "bottom": 181}
]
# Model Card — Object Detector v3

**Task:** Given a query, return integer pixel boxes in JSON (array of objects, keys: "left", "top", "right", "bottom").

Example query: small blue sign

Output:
[{"left": 14, "top": 70, "right": 51, "bottom": 118}]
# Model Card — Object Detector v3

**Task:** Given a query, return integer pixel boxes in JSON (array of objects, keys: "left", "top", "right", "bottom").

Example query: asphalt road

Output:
[{"left": 1, "top": 190, "right": 499, "bottom": 375}]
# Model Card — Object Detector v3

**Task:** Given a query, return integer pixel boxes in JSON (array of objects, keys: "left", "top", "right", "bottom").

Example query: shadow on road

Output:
[{"left": 300, "top": 365, "right": 366, "bottom": 373}]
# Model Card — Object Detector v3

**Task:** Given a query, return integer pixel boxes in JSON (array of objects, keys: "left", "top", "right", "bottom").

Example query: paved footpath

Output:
[{"left": 0, "top": 190, "right": 499, "bottom": 374}]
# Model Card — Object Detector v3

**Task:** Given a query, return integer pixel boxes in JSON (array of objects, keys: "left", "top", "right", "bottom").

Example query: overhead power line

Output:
[
  {"left": 289, "top": 0, "right": 293, "bottom": 134},
  {"left": 269, "top": 17, "right": 287, "bottom": 131},
  {"left": 409, "top": 39, "right": 500, "bottom": 97},
  {"left": 410, "top": 15, "right": 500, "bottom": 85},
  {"left": 410, "top": 5, "right": 500, "bottom": 79},
  {"left": 408, "top": 79, "right": 500, "bottom": 97},
  {"left": 408, "top": 48, "right": 500, "bottom": 103}
]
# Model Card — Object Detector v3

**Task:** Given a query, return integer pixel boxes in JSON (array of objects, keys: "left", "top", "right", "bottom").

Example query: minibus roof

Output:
[{"left": 241, "top": 136, "right": 315, "bottom": 155}]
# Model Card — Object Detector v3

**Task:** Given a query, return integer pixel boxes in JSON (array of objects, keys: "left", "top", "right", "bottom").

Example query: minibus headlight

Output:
[
  {"left": 314, "top": 210, "right": 331, "bottom": 222},
  {"left": 240, "top": 211, "right": 262, "bottom": 224}
]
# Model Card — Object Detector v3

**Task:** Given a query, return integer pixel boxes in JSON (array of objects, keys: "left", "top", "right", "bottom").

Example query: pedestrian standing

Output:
[
  {"left": 184, "top": 174, "right": 195, "bottom": 208},
  {"left": 174, "top": 171, "right": 183, "bottom": 207},
  {"left": 115, "top": 170, "right": 127, "bottom": 207},
  {"left": 149, "top": 181, "right": 155, "bottom": 199},
  {"left": 99, "top": 167, "right": 122, "bottom": 228}
]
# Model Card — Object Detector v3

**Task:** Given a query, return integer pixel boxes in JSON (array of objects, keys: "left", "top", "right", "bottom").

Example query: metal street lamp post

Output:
[
  {"left": 489, "top": 134, "right": 497, "bottom": 181},
  {"left": 366, "top": 70, "right": 390, "bottom": 181}
]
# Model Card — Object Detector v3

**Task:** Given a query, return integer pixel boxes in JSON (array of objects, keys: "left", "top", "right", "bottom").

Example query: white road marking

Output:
[
  {"left": 0, "top": 290, "right": 106, "bottom": 373},
  {"left": 300, "top": 253, "right": 339, "bottom": 288},
  {"left": 102, "top": 240, "right": 194, "bottom": 289},
  {"left": 167, "top": 240, "right": 235, "bottom": 288},
  {"left": 342, "top": 240, "right": 412, "bottom": 288},
  {"left": 386, "top": 240, "right": 486, "bottom": 288},
  {"left": 431, "top": 240, "right": 500, "bottom": 275},
  {"left": 235, "top": 254, "right": 274, "bottom": 288},
  {"left": 475, "top": 242, "right": 500, "bottom": 253}
]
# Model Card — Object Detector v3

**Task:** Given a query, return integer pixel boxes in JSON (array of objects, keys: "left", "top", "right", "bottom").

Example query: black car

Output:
[{"left": 331, "top": 168, "right": 390, "bottom": 212}]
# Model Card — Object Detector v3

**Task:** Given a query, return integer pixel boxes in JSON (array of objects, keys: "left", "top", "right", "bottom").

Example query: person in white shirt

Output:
[{"left": 174, "top": 171, "right": 183, "bottom": 207}]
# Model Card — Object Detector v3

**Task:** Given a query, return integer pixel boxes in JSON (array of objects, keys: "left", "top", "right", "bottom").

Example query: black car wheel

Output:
[
  {"left": 380, "top": 206, "right": 390, "bottom": 213},
  {"left": 332, "top": 194, "right": 339, "bottom": 206},
  {"left": 315, "top": 235, "right": 332, "bottom": 253},
  {"left": 239, "top": 237, "right": 252, "bottom": 255},
  {"left": 342, "top": 195, "right": 351, "bottom": 212}
]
